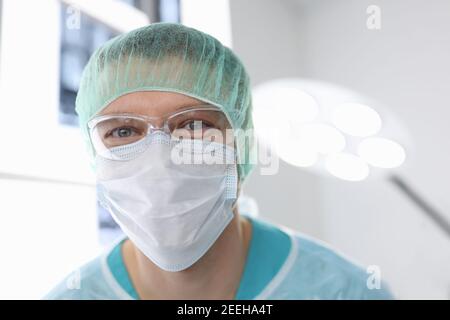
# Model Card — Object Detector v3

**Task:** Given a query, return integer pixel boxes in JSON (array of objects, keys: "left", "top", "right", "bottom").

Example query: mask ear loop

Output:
[
  {"left": 228, "top": 123, "right": 248, "bottom": 212},
  {"left": 225, "top": 131, "right": 240, "bottom": 212}
]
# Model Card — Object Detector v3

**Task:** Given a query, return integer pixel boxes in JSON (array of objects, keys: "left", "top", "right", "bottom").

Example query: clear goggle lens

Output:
[{"left": 88, "top": 107, "right": 234, "bottom": 160}]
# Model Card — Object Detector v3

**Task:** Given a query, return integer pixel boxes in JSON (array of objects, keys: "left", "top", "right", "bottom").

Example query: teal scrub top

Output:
[{"left": 45, "top": 216, "right": 394, "bottom": 300}]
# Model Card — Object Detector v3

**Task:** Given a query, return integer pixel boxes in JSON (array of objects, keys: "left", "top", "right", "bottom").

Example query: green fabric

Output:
[
  {"left": 107, "top": 217, "right": 291, "bottom": 300},
  {"left": 75, "top": 22, "right": 255, "bottom": 182}
]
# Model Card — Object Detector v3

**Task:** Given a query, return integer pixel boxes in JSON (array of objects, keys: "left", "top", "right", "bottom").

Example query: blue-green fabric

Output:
[
  {"left": 106, "top": 239, "right": 139, "bottom": 300},
  {"left": 45, "top": 217, "right": 394, "bottom": 300},
  {"left": 234, "top": 216, "right": 291, "bottom": 299},
  {"left": 104, "top": 216, "right": 291, "bottom": 300}
]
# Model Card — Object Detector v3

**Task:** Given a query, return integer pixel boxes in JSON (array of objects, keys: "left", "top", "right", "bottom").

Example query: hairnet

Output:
[{"left": 75, "top": 22, "right": 255, "bottom": 182}]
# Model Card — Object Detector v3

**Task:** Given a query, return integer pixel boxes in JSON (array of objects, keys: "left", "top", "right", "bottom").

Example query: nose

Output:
[
  {"left": 147, "top": 119, "right": 171, "bottom": 134},
  {"left": 150, "top": 118, "right": 165, "bottom": 128}
]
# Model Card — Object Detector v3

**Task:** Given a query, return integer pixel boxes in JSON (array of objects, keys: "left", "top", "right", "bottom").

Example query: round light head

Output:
[
  {"left": 358, "top": 137, "right": 406, "bottom": 168},
  {"left": 332, "top": 103, "right": 382, "bottom": 137}
]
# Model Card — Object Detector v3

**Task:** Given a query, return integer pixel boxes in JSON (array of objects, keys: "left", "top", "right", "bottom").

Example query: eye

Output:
[
  {"left": 110, "top": 126, "right": 139, "bottom": 138},
  {"left": 182, "top": 120, "right": 214, "bottom": 131}
]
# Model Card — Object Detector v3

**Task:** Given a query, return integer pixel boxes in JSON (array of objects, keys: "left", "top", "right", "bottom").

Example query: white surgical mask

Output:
[{"left": 96, "top": 132, "right": 238, "bottom": 272}]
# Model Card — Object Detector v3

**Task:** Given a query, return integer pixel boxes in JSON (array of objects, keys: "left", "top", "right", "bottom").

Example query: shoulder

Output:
[
  {"left": 44, "top": 254, "right": 120, "bottom": 300},
  {"left": 265, "top": 227, "right": 394, "bottom": 300}
]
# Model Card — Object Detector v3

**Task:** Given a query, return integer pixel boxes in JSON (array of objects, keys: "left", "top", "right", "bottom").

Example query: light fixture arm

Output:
[{"left": 389, "top": 174, "right": 450, "bottom": 239}]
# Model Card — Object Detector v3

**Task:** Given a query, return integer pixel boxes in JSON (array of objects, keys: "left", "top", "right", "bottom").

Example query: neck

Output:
[{"left": 122, "top": 209, "right": 252, "bottom": 300}]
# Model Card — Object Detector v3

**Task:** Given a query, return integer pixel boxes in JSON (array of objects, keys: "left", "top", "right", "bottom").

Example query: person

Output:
[{"left": 46, "top": 23, "right": 393, "bottom": 300}]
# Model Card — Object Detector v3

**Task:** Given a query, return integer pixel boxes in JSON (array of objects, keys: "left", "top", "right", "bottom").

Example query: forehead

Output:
[{"left": 100, "top": 91, "right": 206, "bottom": 116}]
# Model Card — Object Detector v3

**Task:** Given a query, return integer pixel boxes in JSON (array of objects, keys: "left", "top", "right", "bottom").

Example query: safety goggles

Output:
[{"left": 87, "top": 105, "right": 234, "bottom": 160}]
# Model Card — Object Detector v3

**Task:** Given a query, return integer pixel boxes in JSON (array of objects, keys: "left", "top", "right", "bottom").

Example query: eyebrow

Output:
[
  {"left": 101, "top": 103, "right": 217, "bottom": 117},
  {"left": 171, "top": 103, "right": 217, "bottom": 112}
]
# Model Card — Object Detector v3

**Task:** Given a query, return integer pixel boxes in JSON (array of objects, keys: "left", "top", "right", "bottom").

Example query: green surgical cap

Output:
[{"left": 76, "top": 23, "right": 255, "bottom": 182}]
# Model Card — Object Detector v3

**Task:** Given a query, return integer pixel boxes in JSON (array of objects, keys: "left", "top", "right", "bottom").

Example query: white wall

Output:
[
  {"left": 229, "top": 0, "right": 325, "bottom": 239},
  {"left": 230, "top": 0, "right": 450, "bottom": 299}
]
